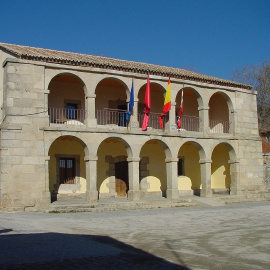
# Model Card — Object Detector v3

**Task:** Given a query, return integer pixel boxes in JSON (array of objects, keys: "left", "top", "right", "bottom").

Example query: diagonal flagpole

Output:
[
  {"left": 126, "top": 79, "right": 134, "bottom": 123},
  {"left": 177, "top": 85, "right": 184, "bottom": 129}
]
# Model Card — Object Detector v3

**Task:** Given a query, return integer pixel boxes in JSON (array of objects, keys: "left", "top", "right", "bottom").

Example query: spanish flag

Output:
[{"left": 159, "top": 77, "right": 171, "bottom": 128}]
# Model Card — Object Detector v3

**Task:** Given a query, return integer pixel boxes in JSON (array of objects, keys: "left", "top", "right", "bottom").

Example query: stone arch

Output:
[
  {"left": 47, "top": 72, "right": 87, "bottom": 95},
  {"left": 48, "top": 135, "right": 89, "bottom": 201},
  {"left": 95, "top": 76, "right": 129, "bottom": 98},
  {"left": 175, "top": 86, "right": 202, "bottom": 131},
  {"left": 48, "top": 135, "right": 89, "bottom": 158},
  {"left": 211, "top": 142, "right": 238, "bottom": 194},
  {"left": 211, "top": 141, "right": 237, "bottom": 161},
  {"left": 137, "top": 82, "right": 166, "bottom": 129},
  {"left": 208, "top": 91, "right": 234, "bottom": 134},
  {"left": 97, "top": 137, "right": 132, "bottom": 198},
  {"left": 48, "top": 73, "right": 87, "bottom": 125},
  {"left": 177, "top": 140, "right": 206, "bottom": 195},
  {"left": 139, "top": 139, "right": 172, "bottom": 198},
  {"left": 95, "top": 77, "right": 129, "bottom": 126},
  {"left": 175, "top": 86, "right": 203, "bottom": 108}
]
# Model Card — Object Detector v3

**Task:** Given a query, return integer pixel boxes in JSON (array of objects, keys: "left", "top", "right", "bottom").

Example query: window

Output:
[
  {"left": 59, "top": 158, "right": 76, "bottom": 184},
  {"left": 178, "top": 157, "right": 185, "bottom": 176},
  {"left": 66, "top": 103, "right": 78, "bottom": 119}
]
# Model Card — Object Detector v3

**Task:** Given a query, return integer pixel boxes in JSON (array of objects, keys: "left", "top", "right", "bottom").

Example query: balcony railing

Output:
[
  {"left": 96, "top": 108, "right": 128, "bottom": 127},
  {"left": 209, "top": 119, "right": 229, "bottom": 133},
  {"left": 49, "top": 108, "right": 86, "bottom": 125},
  {"left": 138, "top": 112, "right": 168, "bottom": 130},
  {"left": 177, "top": 115, "right": 200, "bottom": 132}
]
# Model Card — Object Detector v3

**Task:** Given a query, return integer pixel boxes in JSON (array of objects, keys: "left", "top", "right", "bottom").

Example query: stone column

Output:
[
  {"left": 127, "top": 157, "right": 141, "bottom": 200},
  {"left": 229, "top": 109, "right": 236, "bottom": 135},
  {"left": 42, "top": 156, "right": 51, "bottom": 204},
  {"left": 43, "top": 89, "right": 50, "bottom": 126},
  {"left": 229, "top": 159, "right": 240, "bottom": 195},
  {"left": 165, "top": 102, "right": 177, "bottom": 132},
  {"left": 200, "top": 159, "right": 212, "bottom": 197},
  {"left": 85, "top": 156, "right": 98, "bottom": 202},
  {"left": 85, "top": 94, "right": 97, "bottom": 128},
  {"left": 198, "top": 106, "right": 210, "bottom": 134},
  {"left": 44, "top": 156, "right": 50, "bottom": 194},
  {"left": 35, "top": 156, "right": 51, "bottom": 208},
  {"left": 129, "top": 100, "right": 139, "bottom": 129},
  {"left": 166, "top": 158, "right": 179, "bottom": 200}
]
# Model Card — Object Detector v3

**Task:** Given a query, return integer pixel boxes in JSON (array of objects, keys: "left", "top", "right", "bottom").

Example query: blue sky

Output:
[{"left": 1, "top": 0, "right": 269, "bottom": 80}]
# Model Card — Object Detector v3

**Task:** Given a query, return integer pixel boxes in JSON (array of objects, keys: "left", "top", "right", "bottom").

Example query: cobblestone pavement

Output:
[{"left": 0, "top": 202, "right": 269, "bottom": 270}]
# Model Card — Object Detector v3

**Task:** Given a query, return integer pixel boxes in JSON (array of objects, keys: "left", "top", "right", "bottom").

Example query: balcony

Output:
[
  {"left": 49, "top": 108, "right": 86, "bottom": 125},
  {"left": 178, "top": 115, "right": 200, "bottom": 132},
  {"left": 49, "top": 108, "right": 230, "bottom": 134},
  {"left": 209, "top": 119, "right": 230, "bottom": 133},
  {"left": 138, "top": 112, "right": 168, "bottom": 130},
  {"left": 96, "top": 108, "right": 128, "bottom": 127}
]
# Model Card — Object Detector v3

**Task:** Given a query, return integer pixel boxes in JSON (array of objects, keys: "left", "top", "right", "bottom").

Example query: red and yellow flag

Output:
[{"left": 159, "top": 77, "right": 171, "bottom": 128}]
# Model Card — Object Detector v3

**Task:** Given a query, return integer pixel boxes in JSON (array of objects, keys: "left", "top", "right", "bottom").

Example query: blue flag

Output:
[{"left": 126, "top": 80, "right": 134, "bottom": 121}]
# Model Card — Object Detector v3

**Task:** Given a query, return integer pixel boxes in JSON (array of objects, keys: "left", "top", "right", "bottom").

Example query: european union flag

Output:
[{"left": 126, "top": 80, "right": 134, "bottom": 121}]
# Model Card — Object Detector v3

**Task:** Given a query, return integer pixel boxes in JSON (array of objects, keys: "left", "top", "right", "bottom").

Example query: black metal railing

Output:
[
  {"left": 177, "top": 115, "right": 200, "bottom": 132},
  {"left": 49, "top": 108, "right": 86, "bottom": 125},
  {"left": 209, "top": 119, "right": 230, "bottom": 133},
  {"left": 96, "top": 108, "right": 128, "bottom": 127}
]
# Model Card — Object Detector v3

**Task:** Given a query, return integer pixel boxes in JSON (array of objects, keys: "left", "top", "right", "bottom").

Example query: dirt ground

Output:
[{"left": 0, "top": 202, "right": 269, "bottom": 270}]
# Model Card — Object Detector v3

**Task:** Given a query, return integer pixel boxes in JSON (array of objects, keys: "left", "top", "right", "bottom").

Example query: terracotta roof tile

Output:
[{"left": 0, "top": 42, "right": 252, "bottom": 90}]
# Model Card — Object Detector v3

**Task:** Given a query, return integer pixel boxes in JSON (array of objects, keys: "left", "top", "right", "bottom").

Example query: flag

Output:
[
  {"left": 142, "top": 75, "right": 151, "bottom": 131},
  {"left": 177, "top": 89, "right": 184, "bottom": 128},
  {"left": 126, "top": 80, "right": 134, "bottom": 121},
  {"left": 159, "top": 77, "right": 171, "bottom": 128}
]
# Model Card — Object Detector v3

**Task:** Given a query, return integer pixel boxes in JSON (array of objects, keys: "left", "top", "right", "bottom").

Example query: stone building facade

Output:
[{"left": 0, "top": 42, "right": 266, "bottom": 211}]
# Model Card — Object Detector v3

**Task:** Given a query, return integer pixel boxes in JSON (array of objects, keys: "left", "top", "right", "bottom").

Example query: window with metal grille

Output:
[
  {"left": 66, "top": 103, "right": 78, "bottom": 119},
  {"left": 59, "top": 158, "right": 76, "bottom": 184}
]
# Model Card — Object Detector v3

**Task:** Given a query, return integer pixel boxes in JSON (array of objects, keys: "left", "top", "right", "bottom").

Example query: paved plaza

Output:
[{"left": 0, "top": 202, "right": 269, "bottom": 270}]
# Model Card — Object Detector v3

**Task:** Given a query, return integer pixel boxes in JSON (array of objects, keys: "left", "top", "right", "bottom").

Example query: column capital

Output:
[
  {"left": 199, "top": 159, "right": 212, "bottom": 164},
  {"left": 165, "top": 158, "right": 179, "bottom": 163},
  {"left": 84, "top": 156, "right": 98, "bottom": 162},
  {"left": 127, "top": 157, "right": 140, "bottom": 162},
  {"left": 86, "top": 94, "right": 96, "bottom": 99},
  {"left": 198, "top": 106, "right": 209, "bottom": 111},
  {"left": 44, "top": 89, "right": 50, "bottom": 95},
  {"left": 228, "top": 159, "right": 239, "bottom": 164}
]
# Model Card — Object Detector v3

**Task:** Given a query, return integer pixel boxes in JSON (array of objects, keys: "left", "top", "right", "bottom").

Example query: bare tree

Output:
[{"left": 231, "top": 61, "right": 270, "bottom": 130}]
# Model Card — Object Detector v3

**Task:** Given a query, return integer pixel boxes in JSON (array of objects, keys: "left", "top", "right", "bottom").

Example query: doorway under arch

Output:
[{"left": 48, "top": 136, "right": 87, "bottom": 202}]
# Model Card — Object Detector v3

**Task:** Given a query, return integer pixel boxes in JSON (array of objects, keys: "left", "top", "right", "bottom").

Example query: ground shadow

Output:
[{"left": 0, "top": 231, "right": 191, "bottom": 269}]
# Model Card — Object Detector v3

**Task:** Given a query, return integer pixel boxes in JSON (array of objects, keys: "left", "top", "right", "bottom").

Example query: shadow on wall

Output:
[{"left": 0, "top": 230, "right": 191, "bottom": 270}]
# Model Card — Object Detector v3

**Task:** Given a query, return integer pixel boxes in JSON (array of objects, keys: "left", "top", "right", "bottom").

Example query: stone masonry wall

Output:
[
  {"left": 235, "top": 90, "right": 259, "bottom": 135},
  {"left": 238, "top": 138, "right": 265, "bottom": 194},
  {"left": 263, "top": 153, "right": 270, "bottom": 190},
  {"left": 0, "top": 60, "right": 50, "bottom": 211},
  {"left": 234, "top": 89, "right": 265, "bottom": 193}
]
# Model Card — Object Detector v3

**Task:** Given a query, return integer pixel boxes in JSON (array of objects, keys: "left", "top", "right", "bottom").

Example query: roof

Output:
[{"left": 0, "top": 42, "right": 252, "bottom": 90}]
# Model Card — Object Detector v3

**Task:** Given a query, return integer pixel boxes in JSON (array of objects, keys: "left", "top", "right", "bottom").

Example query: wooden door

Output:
[{"left": 115, "top": 161, "right": 129, "bottom": 197}]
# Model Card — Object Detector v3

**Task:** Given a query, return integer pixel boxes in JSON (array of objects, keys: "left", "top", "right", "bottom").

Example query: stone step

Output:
[
  {"left": 46, "top": 198, "right": 197, "bottom": 213},
  {"left": 211, "top": 194, "right": 268, "bottom": 204},
  {"left": 191, "top": 197, "right": 226, "bottom": 207}
]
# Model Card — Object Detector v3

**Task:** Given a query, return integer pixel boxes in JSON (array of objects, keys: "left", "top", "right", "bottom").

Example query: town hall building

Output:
[{"left": 0, "top": 42, "right": 266, "bottom": 211}]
